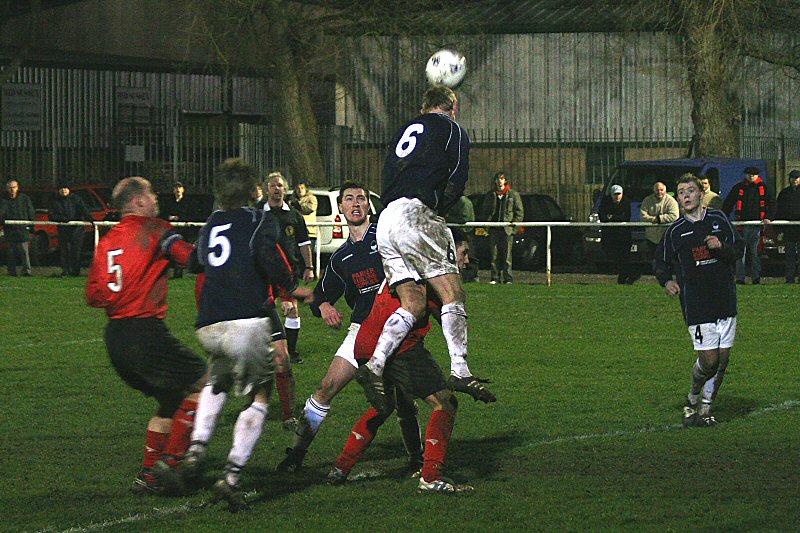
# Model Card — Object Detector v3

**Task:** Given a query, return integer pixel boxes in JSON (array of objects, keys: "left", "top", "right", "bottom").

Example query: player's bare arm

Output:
[{"left": 300, "top": 243, "right": 314, "bottom": 282}]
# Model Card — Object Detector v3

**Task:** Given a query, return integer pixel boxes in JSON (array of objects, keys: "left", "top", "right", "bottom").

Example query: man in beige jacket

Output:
[{"left": 640, "top": 181, "right": 679, "bottom": 261}]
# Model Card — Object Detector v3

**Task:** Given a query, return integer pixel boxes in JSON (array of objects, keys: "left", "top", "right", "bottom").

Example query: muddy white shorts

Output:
[
  {"left": 196, "top": 316, "right": 274, "bottom": 396},
  {"left": 376, "top": 197, "right": 458, "bottom": 287}
]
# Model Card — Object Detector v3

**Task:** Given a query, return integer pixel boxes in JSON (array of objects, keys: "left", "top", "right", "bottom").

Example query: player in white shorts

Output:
[
  {"left": 275, "top": 182, "right": 425, "bottom": 473},
  {"left": 356, "top": 85, "right": 485, "bottom": 412},
  {"left": 177, "top": 158, "right": 312, "bottom": 510},
  {"left": 655, "top": 173, "right": 744, "bottom": 427}
]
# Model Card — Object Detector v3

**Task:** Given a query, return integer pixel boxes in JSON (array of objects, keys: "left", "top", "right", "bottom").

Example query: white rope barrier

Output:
[{"left": 3, "top": 219, "right": 795, "bottom": 285}]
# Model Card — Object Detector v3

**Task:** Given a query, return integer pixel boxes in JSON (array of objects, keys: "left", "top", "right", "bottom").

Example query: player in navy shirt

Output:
[
  {"left": 180, "top": 159, "right": 312, "bottom": 509},
  {"left": 357, "top": 85, "right": 478, "bottom": 413},
  {"left": 655, "top": 173, "right": 744, "bottom": 428},
  {"left": 277, "top": 182, "right": 424, "bottom": 473}
]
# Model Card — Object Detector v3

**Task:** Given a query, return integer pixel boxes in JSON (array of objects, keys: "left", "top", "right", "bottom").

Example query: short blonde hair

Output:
[{"left": 421, "top": 85, "right": 457, "bottom": 113}]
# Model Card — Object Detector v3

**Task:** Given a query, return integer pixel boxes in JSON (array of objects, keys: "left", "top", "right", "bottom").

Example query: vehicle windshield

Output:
[{"left": 608, "top": 165, "right": 704, "bottom": 203}]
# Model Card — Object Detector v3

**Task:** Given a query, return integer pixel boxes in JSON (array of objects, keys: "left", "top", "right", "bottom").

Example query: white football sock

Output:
[
  {"left": 303, "top": 396, "right": 330, "bottom": 434},
  {"left": 227, "top": 401, "right": 268, "bottom": 469},
  {"left": 294, "top": 396, "right": 330, "bottom": 450},
  {"left": 191, "top": 384, "right": 228, "bottom": 445},
  {"left": 285, "top": 317, "right": 300, "bottom": 329},
  {"left": 441, "top": 302, "right": 470, "bottom": 377},
  {"left": 703, "top": 361, "right": 728, "bottom": 402},
  {"left": 367, "top": 307, "right": 415, "bottom": 376},
  {"left": 690, "top": 358, "right": 714, "bottom": 396}
]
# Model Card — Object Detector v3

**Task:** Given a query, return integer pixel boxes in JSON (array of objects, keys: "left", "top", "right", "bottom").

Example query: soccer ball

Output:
[{"left": 425, "top": 49, "right": 467, "bottom": 89}]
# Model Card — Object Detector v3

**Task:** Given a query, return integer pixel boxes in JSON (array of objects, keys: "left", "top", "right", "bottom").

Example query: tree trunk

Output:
[
  {"left": 678, "top": 1, "right": 739, "bottom": 157},
  {"left": 262, "top": 0, "right": 326, "bottom": 185}
]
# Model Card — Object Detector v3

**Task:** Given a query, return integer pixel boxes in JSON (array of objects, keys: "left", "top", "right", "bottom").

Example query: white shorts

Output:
[
  {"left": 376, "top": 197, "right": 459, "bottom": 287},
  {"left": 334, "top": 323, "right": 361, "bottom": 369},
  {"left": 196, "top": 316, "right": 274, "bottom": 396},
  {"left": 687, "top": 317, "right": 736, "bottom": 351}
]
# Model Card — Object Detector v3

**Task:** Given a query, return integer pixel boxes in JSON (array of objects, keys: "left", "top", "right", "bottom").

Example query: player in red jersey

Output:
[
  {"left": 86, "top": 176, "right": 208, "bottom": 495},
  {"left": 328, "top": 229, "right": 495, "bottom": 494}
]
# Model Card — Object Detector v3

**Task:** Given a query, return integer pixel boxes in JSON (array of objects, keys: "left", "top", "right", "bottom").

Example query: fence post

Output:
[{"left": 546, "top": 224, "right": 552, "bottom": 287}]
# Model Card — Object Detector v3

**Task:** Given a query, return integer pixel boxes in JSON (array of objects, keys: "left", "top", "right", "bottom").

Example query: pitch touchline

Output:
[
  {"left": 55, "top": 491, "right": 258, "bottom": 533},
  {"left": 54, "top": 400, "right": 798, "bottom": 532},
  {"left": 523, "top": 400, "right": 800, "bottom": 448}
]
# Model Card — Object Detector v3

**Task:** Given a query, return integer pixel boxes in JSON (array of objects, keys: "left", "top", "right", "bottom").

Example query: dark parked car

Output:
[{"left": 469, "top": 193, "right": 584, "bottom": 271}]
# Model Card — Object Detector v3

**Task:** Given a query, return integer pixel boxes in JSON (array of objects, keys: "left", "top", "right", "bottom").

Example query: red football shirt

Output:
[
  {"left": 86, "top": 215, "right": 193, "bottom": 319},
  {"left": 353, "top": 280, "right": 440, "bottom": 360}
]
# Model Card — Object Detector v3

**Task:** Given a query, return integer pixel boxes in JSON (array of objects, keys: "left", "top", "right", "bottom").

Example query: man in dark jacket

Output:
[
  {"left": 0, "top": 179, "right": 35, "bottom": 276},
  {"left": 776, "top": 169, "right": 800, "bottom": 283},
  {"left": 480, "top": 172, "right": 524, "bottom": 284},
  {"left": 722, "top": 167, "right": 775, "bottom": 284},
  {"left": 162, "top": 181, "right": 190, "bottom": 278},
  {"left": 49, "top": 181, "right": 94, "bottom": 276},
  {"left": 599, "top": 184, "right": 637, "bottom": 284}
]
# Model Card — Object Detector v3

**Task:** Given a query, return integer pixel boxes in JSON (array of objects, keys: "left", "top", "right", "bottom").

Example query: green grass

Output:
[{"left": 2, "top": 274, "right": 799, "bottom": 532}]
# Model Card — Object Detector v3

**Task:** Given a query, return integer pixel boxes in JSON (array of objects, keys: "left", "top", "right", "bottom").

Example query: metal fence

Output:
[{"left": 4, "top": 116, "right": 800, "bottom": 223}]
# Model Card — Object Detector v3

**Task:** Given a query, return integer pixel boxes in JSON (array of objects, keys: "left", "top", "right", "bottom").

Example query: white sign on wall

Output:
[
  {"left": 1, "top": 83, "right": 42, "bottom": 131},
  {"left": 124, "top": 145, "right": 146, "bottom": 162},
  {"left": 115, "top": 86, "right": 151, "bottom": 107}
]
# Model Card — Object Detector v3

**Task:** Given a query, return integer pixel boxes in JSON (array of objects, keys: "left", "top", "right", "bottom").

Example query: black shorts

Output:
[
  {"left": 105, "top": 318, "right": 206, "bottom": 397},
  {"left": 266, "top": 306, "right": 287, "bottom": 342},
  {"left": 382, "top": 343, "right": 447, "bottom": 401}
]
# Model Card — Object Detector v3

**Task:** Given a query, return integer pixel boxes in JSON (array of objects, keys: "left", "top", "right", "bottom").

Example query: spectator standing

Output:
[
  {"left": 640, "top": 181, "right": 680, "bottom": 261},
  {"left": 163, "top": 182, "right": 190, "bottom": 278},
  {"left": 599, "top": 184, "right": 637, "bottom": 284},
  {"left": 290, "top": 182, "right": 318, "bottom": 255},
  {"left": 251, "top": 183, "right": 265, "bottom": 208},
  {"left": 480, "top": 172, "right": 524, "bottom": 284},
  {"left": 699, "top": 177, "right": 723, "bottom": 210},
  {"left": 49, "top": 181, "right": 94, "bottom": 277},
  {"left": 776, "top": 169, "right": 800, "bottom": 283},
  {"left": 722, "top": 167, "right": 775, "bottom": 285},
  {"left": 0, "top": 179, "right": 35, "bottom": 276},
  {"left": 445, "top": 195, "right": 478, "bottom": 282}
]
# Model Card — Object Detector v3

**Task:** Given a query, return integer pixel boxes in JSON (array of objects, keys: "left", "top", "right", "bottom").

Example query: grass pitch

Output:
[{"left": 2, "top": 273, "right": 799, "bottom": 532}]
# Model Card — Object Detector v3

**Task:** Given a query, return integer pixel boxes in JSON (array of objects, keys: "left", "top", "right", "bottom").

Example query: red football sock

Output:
[
  {"left": 162, "top": 398, "right": 198, "bottom": 464},
  {"left": 335, "top": 407, "right": 383, "bottom": 474},
  {"left": 276, "top": 370, "right": 295, "bottom": 421},
  {"left": 420, "top": 409, "right": 455, "bottom": 482},
  {"left": 142, "top": 430, "right": 168, "bottom": 471}
]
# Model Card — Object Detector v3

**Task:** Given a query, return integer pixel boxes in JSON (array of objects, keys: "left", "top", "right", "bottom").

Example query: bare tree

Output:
[
  {"left": 632, "top": 0, "right": 800, "bottom": 157},
  {"left": 0, "top": 0, "right": 41, "bottom": 86},
  {"left": 184, "top": 0, "right": 471, "bottom": 184}
]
